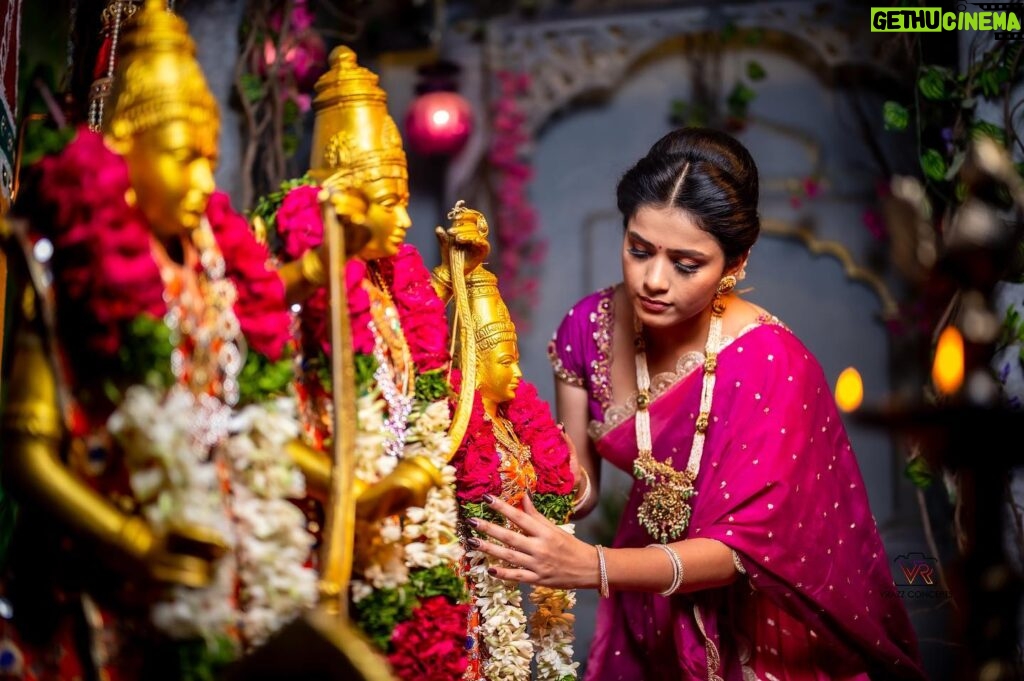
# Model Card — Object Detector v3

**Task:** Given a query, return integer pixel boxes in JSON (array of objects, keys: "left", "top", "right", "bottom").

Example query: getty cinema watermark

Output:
[{"left": 872, "top": 3, "right": 1023, "bottom": 40}]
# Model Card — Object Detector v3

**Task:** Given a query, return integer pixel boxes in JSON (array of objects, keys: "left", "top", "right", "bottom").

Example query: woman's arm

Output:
[
  {"left": 470, "top": 494, "right": 739, "bottom": 594},
  {"left": 555, "top": 378, "right": 601, "bottom": 518}
]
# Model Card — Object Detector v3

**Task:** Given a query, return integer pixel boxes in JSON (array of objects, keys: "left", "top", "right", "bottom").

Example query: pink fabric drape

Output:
[{"left": 585, "top": 322, "right": 924, "bottom": 680}]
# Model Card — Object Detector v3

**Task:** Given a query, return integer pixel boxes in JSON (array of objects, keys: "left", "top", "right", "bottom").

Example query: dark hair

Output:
[{"left": 616, "top": 127, "right": 760, "bottom": 265}]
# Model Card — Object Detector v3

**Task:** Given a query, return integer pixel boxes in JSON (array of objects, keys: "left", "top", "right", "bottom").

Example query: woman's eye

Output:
[
  {"left": 628, "top": 248, "right": 650, "bottom": 259},
  {"left": 674, "top": 262, "right": 699, "bottom": 274}
]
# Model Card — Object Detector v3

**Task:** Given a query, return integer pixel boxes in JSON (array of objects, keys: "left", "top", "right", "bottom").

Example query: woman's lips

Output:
[{"left": 638, "top": 296, "right": 671, "bottom": 313}]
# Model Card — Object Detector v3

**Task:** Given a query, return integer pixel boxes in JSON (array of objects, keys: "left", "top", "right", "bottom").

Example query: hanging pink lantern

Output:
[{"left": 405, "top": 90, "right": 474, "bottom": 157}]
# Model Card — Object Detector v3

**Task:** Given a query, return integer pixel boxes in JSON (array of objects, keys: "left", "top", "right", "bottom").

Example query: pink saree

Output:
[{"left": 550, "top": 289, "right": 924, "bottom": 681}]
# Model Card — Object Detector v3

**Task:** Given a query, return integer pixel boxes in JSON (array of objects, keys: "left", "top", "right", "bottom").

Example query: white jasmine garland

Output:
[
  {"left": 220, "top": 398, "right": 318, "bottom": 647},
  {"left": 466, "top": 548, "right": 533, "bottom": 681},
  {"left": 531, "top": 523, "right": 579, "bottom": 680}
]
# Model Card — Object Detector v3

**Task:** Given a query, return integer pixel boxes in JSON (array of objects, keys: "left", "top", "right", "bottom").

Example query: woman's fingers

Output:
[
  {"left": 471, "top": 516, "right": 527, "bottom": 549},
  {"left": 486, "top": 565, "right": 538, "bottom": 584},
  {"left": 470, "top": 537, "right": 531, "bottom": 569},
  {"left": 484, "top": 495, "right": 546, "bottom": 534}
]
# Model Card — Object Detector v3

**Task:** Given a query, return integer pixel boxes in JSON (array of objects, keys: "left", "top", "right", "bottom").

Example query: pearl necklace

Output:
[{"left": 632, "top": 291, "right": 727, "bottom": 543}]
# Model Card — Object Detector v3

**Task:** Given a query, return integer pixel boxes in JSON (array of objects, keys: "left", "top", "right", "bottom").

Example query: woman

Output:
[{"left": 468, "top": 128, "right": 924, "bottom": 680}]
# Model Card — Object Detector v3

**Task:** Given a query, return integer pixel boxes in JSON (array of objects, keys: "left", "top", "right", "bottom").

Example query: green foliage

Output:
[
  {"left": 746, "top": 60, "right": 766, "bottom": 82},
  {"left": 353, "top": 565, "right": 467, "bottom": 651},
  {"left": 920, "top": 149, "right": 948, "bottom": 182},
  {"left": 461, "top": 502, "right": 505, "bottom": 531},
  {"left": 355, "top": 354, "right": 378, "bottom": 394},
  {"left": 904, "top": 454, "right": 933, "bottom": 489},
  {"left": 239, "top": 73, "right": 265, "bottom": 105},
  {"left": 726, "top": 82, "right": 757, "bottom": 120},
  {"left": 883, "top": 101, "right": 910, "bottom": 132},
  {"left": 176, "top": 635, "right": 238, "bottom": 681},
  {"left": 248, "top": 174, "right": 316, "bottom": 237},
  {"left": 532, "top": 493, "right": 574, "bottom": 525},
  {"left": 237, "top": 350, "right": 294, "bottom": 405},
  {"left": 415, "top": 369, "right": 451, "bottom": 403},
  {"left": 917, "top": 66, "right": 952, "bottom": 101},
  {"left": 105, "top": 315, "right": 176, "bottom": 401}
]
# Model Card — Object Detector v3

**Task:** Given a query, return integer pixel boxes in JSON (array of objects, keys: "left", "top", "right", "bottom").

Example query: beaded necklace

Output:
[{"left": 632, "top": 276, "right": 734, "bottom": 543}]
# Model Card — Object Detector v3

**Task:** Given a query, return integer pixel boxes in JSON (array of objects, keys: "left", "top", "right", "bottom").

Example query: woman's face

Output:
[{"left": 621, "top": 205, "right": 741, "bottom": 331}]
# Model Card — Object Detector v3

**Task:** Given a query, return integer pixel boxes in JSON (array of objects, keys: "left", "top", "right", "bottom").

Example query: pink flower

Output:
[
  {"left": 206, "top": 192, "right": 291, "bottom": 361},
  {"left": 277, "top": 184, "right": 323, "bottom": 260}
]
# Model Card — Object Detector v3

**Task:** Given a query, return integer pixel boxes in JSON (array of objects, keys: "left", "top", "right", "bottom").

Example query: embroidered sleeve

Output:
[
  {"left": 548, "top": 309, "right": 586, "bottom": 388},
  {"left": 732, "top": 549, "right": 747, "bottom": 575}
]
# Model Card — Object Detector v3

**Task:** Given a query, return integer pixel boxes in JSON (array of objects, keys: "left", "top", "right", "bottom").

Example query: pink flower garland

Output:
[
  {"left": 489, "top": 71, "right": 546, "bottom": 334},
  {"left": 387, "top": 596, "right": 471, "bottom": 680},
  {"left": 21, "top": 127, "right": 292, "bottom": 383},
  {"left": 449, "top": 372, "right": 572, "bottom": 501},
  {"left": 274, "top": 184, "right": 449, "bottom": 371}
]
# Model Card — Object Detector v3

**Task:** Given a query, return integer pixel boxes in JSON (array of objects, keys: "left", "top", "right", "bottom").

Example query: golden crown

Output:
[
  {"left": 467, "top": 268, "right": 517, "bottom": 353},
  {"left": 310, "top": 46, "right": 408, "bottom": 189},
  {"left": 103, "top": 0, "right": 218, "bottom": 142}
]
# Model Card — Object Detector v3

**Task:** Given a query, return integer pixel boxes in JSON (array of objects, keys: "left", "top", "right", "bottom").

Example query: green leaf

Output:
[
  {"left": 746, "top": 60, "right": 767, "bottom": 81},
  {"left": 532, "top": 493, "right": 574, "bottom": 524},
  {"left": 726, "top": 82, "right": 757, "bottom": 119},
  {"left": 883, "top": 101, "right": 910, "bottom": 132},
  {"left": 237, "top": 350, "right": 294, "bottom": 405},
  {"left": 904, "top": 455, "right": 933, "bottom": 489},
  {"left": 918, "top": 67, "right": 949, "bottom": 101},
  {"left": 239, "top": 72, "right": 265, "bottom": 104},
  {"left": 954, "top": 181, "right": 968, "bottom": 202},
  {"left": 415, "top": 369, "right": 450, "bottom": 403},
  {"left": 920, "top": 148, "right": 948, "bottom": 182},
  {"left": 970, "top": 120, "right": 1007, "bottom": 145}
]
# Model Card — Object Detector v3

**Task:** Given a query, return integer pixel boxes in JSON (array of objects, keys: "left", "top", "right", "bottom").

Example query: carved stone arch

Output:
[{"left": 483, "top": 1, "right": 895, "bottom": 135}]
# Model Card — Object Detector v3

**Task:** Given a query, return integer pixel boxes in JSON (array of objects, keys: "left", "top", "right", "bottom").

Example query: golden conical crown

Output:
[
  {"left": 103, "top": 0, "right": 218, "bottom": 143},
  {"left": 467, "top": 267, "right": 517, "bottom": 352},
  {"left": 310, "top": 46, "right": 408, "bottom": 189}
]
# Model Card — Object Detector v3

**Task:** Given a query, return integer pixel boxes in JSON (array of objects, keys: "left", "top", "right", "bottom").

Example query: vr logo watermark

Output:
[
  {"left": 871, "top": 3, "right": 1023, "bottom": 40},
  {"left": 883, "top": 552, "right": 953, "bottom": 600}
]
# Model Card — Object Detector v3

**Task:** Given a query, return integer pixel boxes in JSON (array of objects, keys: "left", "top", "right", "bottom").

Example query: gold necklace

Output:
[
  {"left": 632, "top": 284, "right": 731, "bottom": 543},
  {"left": 490, "top": 413, "right": 537, "bottom": 505}
]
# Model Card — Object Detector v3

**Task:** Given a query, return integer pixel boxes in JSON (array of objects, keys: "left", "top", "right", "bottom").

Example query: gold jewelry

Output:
[
  {"left": 633, "top": 288, "right": 727, "bottom": 543},
  {"left": 491, "top": 414, "right": 537, "bottom": 504},
  {"left": 571, "top": 468, "right": 591, "bottom": 513},
  {"left": 647, "top": 543, "right": 684, "bottom": 596},
  {"left": 717, "top": 274, "right": 737, "bottom": 295},
  {"left": 595, "top": 544, "right": 609, "bottom": 598},
  {"left": 299, "top": 247, "right": 327, "bottom": 286}
]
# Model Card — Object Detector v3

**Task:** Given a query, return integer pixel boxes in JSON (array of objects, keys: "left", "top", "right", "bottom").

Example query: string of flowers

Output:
[
  {"left": 272, "top": 182, "right": 469, "bottom": 679},
  {"left": 450, "top": 372, "right": 578, "bottom": 681},
  {"left": 24, "top": 128, "right": 315, "bottom": 670},
  {"left": 489, "top": 70, "right": 545, "bottom": 334}
]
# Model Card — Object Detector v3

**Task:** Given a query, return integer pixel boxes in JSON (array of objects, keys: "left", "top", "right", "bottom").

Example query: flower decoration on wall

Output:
[{"left": 490, "top": 70, "right": 545, "bottom": 333}]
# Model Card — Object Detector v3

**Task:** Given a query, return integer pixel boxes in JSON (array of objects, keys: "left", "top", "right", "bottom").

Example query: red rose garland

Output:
[
  {"left": 20, "top": 128, "right": 292, "bottom": 394},
  {"left": 448, "top": 369, "right": 503, "bottom": 503},
  {"left": 504, "top": 381, "right": 573, "bottom": 496},
  {"left": 274, "top": 186, "right": 447, "bottom": 369},
  {"left": 387, "top": 597, "right": 471, "bottom": 680}
]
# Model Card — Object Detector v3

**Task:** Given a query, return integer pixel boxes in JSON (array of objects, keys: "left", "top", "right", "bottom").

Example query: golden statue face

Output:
[
  {"left": 358, "top": 177, "right": 411, "bottom": 259},
  {"left": 121, "top": 119, "right": 217, "bottom": 240},
  {"left": 477, "top": 339, "right": 522, "bottom": 405}
]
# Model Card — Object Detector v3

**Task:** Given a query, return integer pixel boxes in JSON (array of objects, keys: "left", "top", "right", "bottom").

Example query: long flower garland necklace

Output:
[
  {"left": 367, "top": 262, "right": 415, "bottom": 459},
  {"left": 453, "top": 376, "right": 577, "bottom": 681},
  {"left": 633, "top": 277, "right": 734, "bottom": 543},
  {"left": 29, "top": 131, "right": 313, "bottom": 652}
]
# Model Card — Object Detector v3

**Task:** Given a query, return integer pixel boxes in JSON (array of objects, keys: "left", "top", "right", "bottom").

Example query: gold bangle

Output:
[
  {"left": 300, "top": 248, "right": 327, "bottom": 286},
  {"left": 595, "top": 544, "right": 610, "bottom": 598},
  {"left": 572, "top": 468, "right": 591, "bottom": 513}
]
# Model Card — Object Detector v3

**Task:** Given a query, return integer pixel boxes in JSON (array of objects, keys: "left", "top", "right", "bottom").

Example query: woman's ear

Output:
[{"left": 728, "top": 251, "right": 750, "bottom": 280}]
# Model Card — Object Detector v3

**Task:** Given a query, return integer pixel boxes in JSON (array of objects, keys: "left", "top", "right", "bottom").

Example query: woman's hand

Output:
[{"left": 468, "top": 494, "right": 598, "bottom": 590}]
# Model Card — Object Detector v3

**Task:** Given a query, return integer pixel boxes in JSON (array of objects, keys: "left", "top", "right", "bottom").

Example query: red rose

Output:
[
  {"left": 206, "top": 192, "right": 291, "bottom": 361},
  {"left": 448, "top": 370, "right": 502, "bottom": 503},
  {"left": 376, "top": 244, "right": 450, "bottom": 371},
  {"left": 387, "top": 596, "right": 469, "bottom": 681},
  {"left": 507, "top": 380, "right": 573, "bottom": 495},
  {"left": 19, "top": 128, "right": 165, "bottom": 360},
  {"left": 276, "top": 184, "right": 323, "bottom": 260}
]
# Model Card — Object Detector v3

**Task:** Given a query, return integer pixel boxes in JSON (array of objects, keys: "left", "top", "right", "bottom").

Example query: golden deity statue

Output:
[
  {"left": 254, "top": 46, "right": 488, "bottom": 679},
  {"left": 439, "top": 203, "right": 578, "bottom": 681},
  {"left": 0, "top": 1, "right": 370, "bottom": 678}
]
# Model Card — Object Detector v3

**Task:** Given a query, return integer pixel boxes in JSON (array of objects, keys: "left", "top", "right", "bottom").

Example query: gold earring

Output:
[
  {"left": 124, "top": 187, "right": 137, "bottom": 208},
  {"left": 717, "top": 274, "right": 737, "bottom": 296}
]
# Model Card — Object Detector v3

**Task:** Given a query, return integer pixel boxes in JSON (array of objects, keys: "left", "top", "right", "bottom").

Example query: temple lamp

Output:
[{"left": 404, "top": 60, "right": 473, "bottom": 157}]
